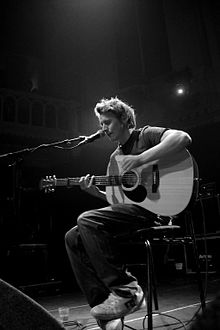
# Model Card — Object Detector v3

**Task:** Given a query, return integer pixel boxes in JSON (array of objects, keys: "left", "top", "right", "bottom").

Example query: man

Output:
[{"left": 65, "top": 97, "right": 192, "bottom": 329}]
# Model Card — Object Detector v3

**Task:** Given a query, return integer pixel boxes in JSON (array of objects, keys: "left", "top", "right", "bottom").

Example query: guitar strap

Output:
[{"left": 119, "top": 129, "right": 141, "bottom": 155}]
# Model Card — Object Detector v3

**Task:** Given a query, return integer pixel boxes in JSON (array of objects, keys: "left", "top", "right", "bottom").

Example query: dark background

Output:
[{"left": 0, "top": 0, "right": 220, "bottom": 291}]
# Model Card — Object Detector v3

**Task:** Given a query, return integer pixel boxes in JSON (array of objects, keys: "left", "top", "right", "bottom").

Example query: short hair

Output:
[{"left": 94, "top": 97, "right": 136, "bottom": 129}]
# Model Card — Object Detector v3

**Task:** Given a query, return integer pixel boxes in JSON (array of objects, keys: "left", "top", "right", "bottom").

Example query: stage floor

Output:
[{"left": 35, "top": 274, "right": 220, "bottom": 330}]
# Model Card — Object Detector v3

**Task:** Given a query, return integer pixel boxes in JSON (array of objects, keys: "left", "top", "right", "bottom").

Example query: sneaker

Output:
[
  {"left": 97, "top": 318, "right": 123, "bottom": 330},
  {"left": 90, "top": 285, "right": 146, "bottom": 320}
]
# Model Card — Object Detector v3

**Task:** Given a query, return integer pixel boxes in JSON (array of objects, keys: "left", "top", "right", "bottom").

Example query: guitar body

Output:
[
  {"left": 106, "top": 149, "right": 195, "bottom": 216},
  {"left": 40, "top": 149, "right": 197, "bottom": 217}
]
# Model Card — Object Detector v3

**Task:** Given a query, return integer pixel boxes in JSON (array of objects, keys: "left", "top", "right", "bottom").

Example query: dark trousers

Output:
[{"left": 65, "top": 204, "right": 157, "bottom": 307}]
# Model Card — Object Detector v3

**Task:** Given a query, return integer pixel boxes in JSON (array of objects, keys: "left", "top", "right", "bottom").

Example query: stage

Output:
[{"left": 35, "top": 275, "right": 220, "bottom": 330}]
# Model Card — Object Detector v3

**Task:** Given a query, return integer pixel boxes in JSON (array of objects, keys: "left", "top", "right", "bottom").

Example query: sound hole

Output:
[
  {"left": 124, "top": 186, "right": 147, "bottom": 202},
  {"left": 121, "top": 171, "right": 138, "bottom": 188}
]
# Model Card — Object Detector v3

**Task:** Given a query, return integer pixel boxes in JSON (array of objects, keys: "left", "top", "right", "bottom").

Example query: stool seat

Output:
[
  {"left": 132, "top": 225, "right": 181, "bottom": 238},
  {"left": 7, "top": 243, "right": 49, "bottom": 286},
  {"left": 116, "top": 225, "right": 181, "bottom": 241},
  {"left": 18, "top": 244, "right": 48, "bottom": 250}
]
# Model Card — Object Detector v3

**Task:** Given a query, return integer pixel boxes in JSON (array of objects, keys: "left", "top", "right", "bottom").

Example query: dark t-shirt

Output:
[{"left": 113, "top": 125, "right": 169, "bottom": 157}]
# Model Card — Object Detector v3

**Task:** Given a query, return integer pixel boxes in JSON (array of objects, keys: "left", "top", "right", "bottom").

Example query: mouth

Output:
[
  {"left": 106, "top": 133, "right": 114, "bottom": 141},
  {"left": 107, "top": 132, "right": 117, "bottom": 141}
]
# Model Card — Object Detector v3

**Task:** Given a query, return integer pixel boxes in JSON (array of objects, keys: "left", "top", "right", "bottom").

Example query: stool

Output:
[
  {"left": 7, "top": 243, "right": 49, "bottom": 285},
  {"left": 120, "top": 218, "right": 206, "bottom": 330}
]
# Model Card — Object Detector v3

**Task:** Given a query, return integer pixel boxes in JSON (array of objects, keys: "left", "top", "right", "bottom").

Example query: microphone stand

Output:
[
  {"left": 0, "top": 135, "right": 87, "bottom": 162},
  {"left": 0, "top": 134, "right": 88, "bottom": 222},
  {"left": 0, "top": 134, "right": 91, "bottom": 285}
]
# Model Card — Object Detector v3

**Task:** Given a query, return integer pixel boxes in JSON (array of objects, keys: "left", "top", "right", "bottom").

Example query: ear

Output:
[{"left": 120, "top": 113, "right": 128, "bottom": 126}]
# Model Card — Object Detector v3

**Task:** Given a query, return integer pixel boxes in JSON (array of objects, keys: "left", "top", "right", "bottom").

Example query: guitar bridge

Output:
[{"left": 152, "top": 164, "right": 159, "bottom": 193}]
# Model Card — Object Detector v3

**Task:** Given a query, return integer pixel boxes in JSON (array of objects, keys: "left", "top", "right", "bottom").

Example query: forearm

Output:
[
  {"left": 95, "top": 188, "right": 107, "bottom": 202},
  {"left": 87, "top": 186, "right": 107, "bottom": 202},
  {"left": 138, "top": 130, "right": 191, "bottom": 165}
]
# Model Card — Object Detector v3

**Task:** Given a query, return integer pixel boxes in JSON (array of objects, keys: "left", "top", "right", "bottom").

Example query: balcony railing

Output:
[{"left": 0, "top": 88, "right": 81, "bottom": 141}]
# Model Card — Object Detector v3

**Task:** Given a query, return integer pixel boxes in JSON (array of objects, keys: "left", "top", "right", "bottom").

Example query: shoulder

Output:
[
  {"left": 139, "top": 125, "right": 168, "bottom": 135},
  {"left": 138, "top": 125, "right": 169, "bottom": 146}
]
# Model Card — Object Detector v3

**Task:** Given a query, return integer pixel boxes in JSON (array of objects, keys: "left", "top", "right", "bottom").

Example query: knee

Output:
[
  {"left": 77, "top": 210, "right": 94, "bottom": 228},
  {"left": 65, "top": 225, "right": 78, "bottom": 249},
  {"left": 65, "top": 210, "right": 92, "bottom": 248}
]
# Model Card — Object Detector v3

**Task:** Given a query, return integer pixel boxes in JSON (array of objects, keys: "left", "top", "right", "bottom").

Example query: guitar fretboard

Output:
[
  {"left": 55, "top": 176, "right": 121, "bottom": 187},
  {"left": 53, "top": 173, "right": 137, "bottom": 187}
]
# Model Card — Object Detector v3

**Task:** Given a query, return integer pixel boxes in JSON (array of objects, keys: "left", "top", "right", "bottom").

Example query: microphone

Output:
[{"left": 79, "top": 130, "right": 105, "bottom": 145}]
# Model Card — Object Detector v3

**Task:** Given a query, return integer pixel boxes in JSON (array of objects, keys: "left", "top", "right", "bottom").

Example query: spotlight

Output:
[
  {"left": 175, "top": 84, "right": 187, "bottom": 96},
  {"left": 177, "top": 87, "right": 184, "bottom": 95}
]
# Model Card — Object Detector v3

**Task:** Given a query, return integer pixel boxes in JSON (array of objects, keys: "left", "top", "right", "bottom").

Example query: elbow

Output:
[
  {"left": 181, "top": 132, "right": 192, "bottom": 147},
  {"left": 162, "top": 129, "right": 192, "bottom": 149}
]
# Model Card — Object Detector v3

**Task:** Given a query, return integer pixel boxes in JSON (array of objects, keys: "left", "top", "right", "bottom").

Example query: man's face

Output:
[{"left": 99, "top": 112, "right": 126, "bottom": 142}]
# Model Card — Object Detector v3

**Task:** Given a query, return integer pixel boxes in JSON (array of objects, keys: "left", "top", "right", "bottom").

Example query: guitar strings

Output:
[{"left": 50, "top": 174, "right": 138, "bottom": 186}]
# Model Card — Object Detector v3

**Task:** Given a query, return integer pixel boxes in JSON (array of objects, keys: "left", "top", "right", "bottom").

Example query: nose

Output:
[{"left": 102, "top": 124, "right": 108, "bottom": 132}]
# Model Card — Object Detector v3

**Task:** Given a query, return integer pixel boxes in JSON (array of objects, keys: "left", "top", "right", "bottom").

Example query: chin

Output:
[
  {"left": 109, "top": 136, "right": 118, "bottom": 142},
  {"left": 107, "top": 134, "right": 114, "bottom": 141}
]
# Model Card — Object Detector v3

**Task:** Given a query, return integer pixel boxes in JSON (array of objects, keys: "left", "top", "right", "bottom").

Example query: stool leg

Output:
[
  {"left": 150, "top": 245, "right": 159, "bottom": 311},
  {"left": 186, "top": 210, "right": 206, "bottom": 312},
  {"left": 145, "top": 239, "right": 156, "bottom": 330}
]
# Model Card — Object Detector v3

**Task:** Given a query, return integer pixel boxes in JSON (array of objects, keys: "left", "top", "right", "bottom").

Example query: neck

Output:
[{"left": 118, "top": 129, "right": 133, "bottom": 145}]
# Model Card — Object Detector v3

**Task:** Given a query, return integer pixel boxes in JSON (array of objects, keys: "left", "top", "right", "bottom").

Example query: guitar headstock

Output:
[{"left": 39, "top": 175, "right": 56, "bottom": 193}]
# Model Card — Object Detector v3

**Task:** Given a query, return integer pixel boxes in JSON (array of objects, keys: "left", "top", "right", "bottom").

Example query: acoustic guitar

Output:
[{"left": 40, "top": 149, "right": 196, "bottom": 216}]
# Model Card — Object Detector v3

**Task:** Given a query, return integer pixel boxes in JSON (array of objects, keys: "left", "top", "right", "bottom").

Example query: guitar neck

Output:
[{"left": 55, "top": 176, "right": 121, "bottom": 187}]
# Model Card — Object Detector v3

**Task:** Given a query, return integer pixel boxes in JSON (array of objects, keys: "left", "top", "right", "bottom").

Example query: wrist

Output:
[
  {"left": 94, "top": 186, "right": 100, "bottom": 196},
  {"left": 137, "top": 154, "right": 144, "bottom": 167}
]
